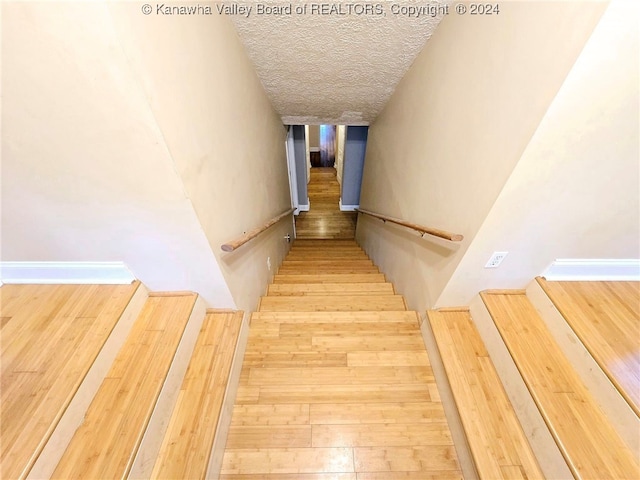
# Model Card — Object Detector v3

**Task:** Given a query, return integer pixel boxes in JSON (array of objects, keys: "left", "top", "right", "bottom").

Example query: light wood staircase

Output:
[
  {"left": 3, "top": 246, "right": 638, "bottom": 479},
  {"left": 429, "top": 280, "right": 640, "bottom": 479},
  {"left": 0, "top": 283, "right": 245, "bottom": 479},
  {"left": 221, "top": 239, "right": 465, "bottom": 478}
]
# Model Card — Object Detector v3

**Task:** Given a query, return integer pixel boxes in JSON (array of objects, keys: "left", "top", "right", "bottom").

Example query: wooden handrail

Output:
[
  {"left": 221, "top": 208, "right": 295, "bottom": 252},
  {"left": 356, "top": 208, "right": 463, "bottom": 242}
]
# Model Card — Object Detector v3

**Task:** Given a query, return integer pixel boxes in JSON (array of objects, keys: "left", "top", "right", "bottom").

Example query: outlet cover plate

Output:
[{"left": 485, "top": 251, "right": 508, "bottom": 268}]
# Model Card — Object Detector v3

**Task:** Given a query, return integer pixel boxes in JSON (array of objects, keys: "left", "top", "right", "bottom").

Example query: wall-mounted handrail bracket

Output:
[
  {"left": 356, "top": 208, "right": 463, "bottom": 242},
  {"left": 221, "top": 208, "right": 295, "bottom": 252}
]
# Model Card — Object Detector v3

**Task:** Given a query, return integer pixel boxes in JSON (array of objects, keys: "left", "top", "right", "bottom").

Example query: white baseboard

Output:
[
  {"left": 0, "top": 261, "right": 136, "bottom": 284},
  {"left": 298, "top": 201, "right": 310, "bottom": 213},
  {"left": 339, "top": 199, "right": 359, "bottom": 212},
  {"left": 543, "top": 259, "right": 640, "bottom": 281}
]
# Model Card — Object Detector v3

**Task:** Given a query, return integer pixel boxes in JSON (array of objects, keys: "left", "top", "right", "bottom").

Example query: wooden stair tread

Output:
[
  {"left": 481, "top": 291, "right": 639, "bottom": 479},
  {"left": 267, "top": 283, "right": 394, "bottom": 296},
  {"left": 274, "top": 274, "right": 386, "bottom": 284},
  {"left": 428, "top": 309, "right": 544, "bottom": 479},
  {"left": 537, "top": 278, "right": 640, "bottom": 417},
  {"left": 251, "top": 311, "right": 420, "bottom": 324},
  {"left": 52, "top": 294, "right": 197, "bottom": 479},
  {"left": 151, "top": 310, "right": 243, "bottom": 479},
  {"left": 258, "top": 295, "right": 406, "bottom": 312},
  {"left": 277, "top": 267, "right": 380, "bottom": 274},
  {"left": 281, "top": 259, "right": 373, "bottom": 267},
  {"left": 0, "top": 283, "right": 140, "bottom": 480},
  {"left": 222, "top": 235, "right": 462, "bottom": 477},
  {"left": 285, "top": 249, "right": 367, "bottom": 256},
  {"left": 292, "top": 240, "right": 359, "bottom": 247}
]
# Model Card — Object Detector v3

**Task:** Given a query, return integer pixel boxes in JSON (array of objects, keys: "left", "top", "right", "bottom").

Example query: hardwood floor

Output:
[
  {"left": 221, "top": 240, "right": 462, "bottom": 478},
  {"left": 481, "top": 291, "right": 639, "bottom": 480},
  {"left": 537, "top": 278, "right": 640, "bottom": 417},
  {"left": 429, "top": 309, "right": 544, "bottom": 479},
  {"left": 0, "top": 283, "right": 140, "bottom": 480},
  {"left": 52, "top": 293, "right": 198, "bottom": 479},
  {"left": 152, "top": 310, "right": 244, "bottom": 479},
  {"left": 295, "top": 168, "right": 357, "bottom": 239}
]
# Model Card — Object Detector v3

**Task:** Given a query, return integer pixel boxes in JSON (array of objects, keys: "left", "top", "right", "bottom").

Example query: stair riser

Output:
[
  {"left": 267, "top": 283, "right": 394, "bottom": 296},
  {"left": 259, "top": 295, "right": 406, "bottom": 312},
  {"left": 468, "top": 296, "right": 572, "bottom": 480},
  {"left": 478, "top": 291, "right": 639, "bottom": 479},
  {"left": 251, "top": 311, "right": 420, "bottom": 324},
  {"left": 273, "top": 274, "right": 386, "bottom": 284},
  {"left": 277, "top": 268, "right": 380, "bottom": 275},
  {"left": 526, "top": 280, "right": 640, "bottom": 460},
  {"left": 27, "top": 284, "right": 150, "bottom": 480},
  {"left": 281, "top": 260, "right": 374, "bottom": 267},
  {"left": 285, "top": 253, "right": 369, "bottom": 259},
  {"left": 131, "top": 296, "right": 208, "bottom": 478}
]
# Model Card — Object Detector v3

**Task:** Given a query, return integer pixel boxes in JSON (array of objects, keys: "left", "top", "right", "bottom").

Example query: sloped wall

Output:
[
  {"left": 108, "top": 3, "right": 293, "bottom": 311},
  {"left": 356, "top": 1, "right": 606, "bottom": 311},
  {"left": 436, "top": 0, "right": 639, "bottom": 306},
  {"left": 2, "top": 2, "right": 292, "bottom": 311}
]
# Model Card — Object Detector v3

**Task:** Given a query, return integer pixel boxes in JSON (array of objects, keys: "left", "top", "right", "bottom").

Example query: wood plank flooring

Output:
[
  {"left": 52, "top": 293, "right": 197, "bottom": 479},
  {"left": 152, "top": 310, "right": 243, "bottom": 479},
  {"left": 221, "top": 240, "right": 462, "bottom": 478},
  {"left": 295, "top": 168, "right": 357, "bottom": 239},
  {"left": 481, "top": 291, "right": 639, "bottom": 480},
  {"left": 537, "top": 278, "right": 640, "bottom": 417},
  {"left": 0, "top": 283, "right": 140, "bottom": 480},
  {"left": 429, "top": 308, "right": 544, "bottom": 479}
]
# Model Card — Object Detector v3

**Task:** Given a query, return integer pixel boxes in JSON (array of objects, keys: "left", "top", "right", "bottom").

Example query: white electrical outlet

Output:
[
  {"left": 267, "top": 257, "right": 271, "bottom": 271},
  {"left": 485, "top": 251, "right": 508, "bottom": 268}
]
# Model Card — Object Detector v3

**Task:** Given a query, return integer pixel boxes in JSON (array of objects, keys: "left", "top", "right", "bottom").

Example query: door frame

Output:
[{"left": 285, "top": 126, "right": 300, "bottom": 215}]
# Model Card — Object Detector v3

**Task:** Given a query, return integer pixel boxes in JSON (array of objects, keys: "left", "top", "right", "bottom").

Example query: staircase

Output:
[
  {"left": 4, "top": 245, "right": 638, "bottom": 479},
  {"left": 430, "top": 280, "right": 640, "bottom": 480},
  {"left": 0, "top": 284, "right": 245, "bottom": 480},
  {"left": 221, "top": 239, "right": 465, "bottom": 478}
]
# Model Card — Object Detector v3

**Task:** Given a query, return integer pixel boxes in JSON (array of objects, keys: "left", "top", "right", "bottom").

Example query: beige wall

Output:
[
  {"left": 437, "top": 0, "right": 639, "bottom": 306},
  {"left": 356, "top": 1, "right": 606, "bottom": 311},
  {"left": 2, "top": 2, "right": 292, "bottom": 311},
  {"left": 109, "top": 3, "right": 292, "bottom": 311}
]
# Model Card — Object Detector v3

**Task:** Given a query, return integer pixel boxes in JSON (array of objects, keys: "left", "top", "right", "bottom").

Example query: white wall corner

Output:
[
  {"left": 0, "top": 261, "right": 137, "bottom": 284},
  {"left": 339, "top": 199, "right": 359, "bottom": 212},
  {"left": 543, "top": 259, "right": 640, "bottom": 281}
]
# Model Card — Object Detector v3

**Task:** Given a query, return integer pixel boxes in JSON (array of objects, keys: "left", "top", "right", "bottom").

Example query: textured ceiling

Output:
[{"left": 230, "top": 1, "right": 450, "bottom": 125}]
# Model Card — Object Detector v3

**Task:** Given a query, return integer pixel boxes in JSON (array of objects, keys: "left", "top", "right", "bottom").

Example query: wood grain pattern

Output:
[
  {"left": 277, "top": 266, "right": 380, "bottom": 275},
  {"left": 273, "top": 274, "right": 387, "bottom": 284},
  {"left": 220, "top": 474, "right": 357, "bottom": 480},
  {"left": 0, "top": 283, "right": 140, "bottom": 480},
  {"left": 259, "top": 295, "right": 406, "bottom": 312},
  {"left": 537, "top": 278, "right": 640, "bottom": 416},
  {"left": 295, "top": 168, "right": 357, "bottom": 240},
  {"left": 151, "top": 310, "right": 243, "bottom": 479},
  {"left": 481, "top": 291, "right": 640, "bottom": 480},
  {"left": 222, "top": 239, "right": 461, "bottom": 477},
  {"left": 267, "top": 283, "right": 395, "bottom": 296},
  {"left": 428, "top": 309, "right": 544, "bottom": 479},
  {"left": 51, "top": 294, "right": 197, "bottom": 479}
]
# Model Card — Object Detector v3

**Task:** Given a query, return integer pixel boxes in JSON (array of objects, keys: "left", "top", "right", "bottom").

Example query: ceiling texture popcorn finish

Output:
[{"left": 229, "top": 0, "right": 451, "bottom": 125}]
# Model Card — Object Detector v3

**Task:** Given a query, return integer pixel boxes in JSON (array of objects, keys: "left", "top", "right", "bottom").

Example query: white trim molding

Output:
[
  {"left": 339, "top": 199, "right": 359, "bottom": 212},
  {"left": 297, "top": 201, "right": 310, "bottom": 213},
  {"left": 0, "top": 261, "right": 136, "bottom": 284},
  {"left": 543, "top": 259, "right": 640, "bottom": 281}
]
